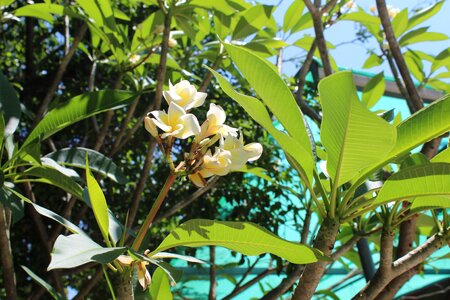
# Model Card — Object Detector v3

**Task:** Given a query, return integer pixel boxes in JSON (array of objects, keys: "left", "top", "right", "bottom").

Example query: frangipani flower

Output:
[
  {"left": 145, "top": 102, "right": 200, "bottom": 139},
  {"left": 197, "top": 103, "right": 238, "bottom": 141},
  {"left": 220, "top": 134, "right": 263, "bottom": 171},
  {"left": 116, "top": 255, "right": 151, "bottom": 290},
  {"left": 387, "top": 5, "right": 400, "bottom": 18},
  {"left": 188, "top": 134, "right": 263, "bottom": 187},
  {"left": 163, "top": 80, "right": 207, "bottom": 111}
]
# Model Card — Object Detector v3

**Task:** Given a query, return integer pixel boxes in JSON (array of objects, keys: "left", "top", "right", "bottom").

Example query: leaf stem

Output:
[{"left": 132, "top": 172, "right": 177, "bottom": 251}]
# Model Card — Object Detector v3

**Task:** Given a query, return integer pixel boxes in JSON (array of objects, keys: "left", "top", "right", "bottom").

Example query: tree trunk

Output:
[
  {"left": 115, "top": 272, "right": 134, "bottom": 300},
  {"left": 292, "top": 217, "right": 340, "bottom": 300}
]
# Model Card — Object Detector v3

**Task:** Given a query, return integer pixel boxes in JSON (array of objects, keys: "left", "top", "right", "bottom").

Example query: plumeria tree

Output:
[{"left": 1, "top": 0, "right": 449, "bottom": 299}]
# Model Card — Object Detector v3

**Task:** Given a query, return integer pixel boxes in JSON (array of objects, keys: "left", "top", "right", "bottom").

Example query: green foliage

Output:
[
  {"left": 86, "top": 157, "right": 111, "bottom": 246},
  {"left": 0, "top": 70, "right": 20, "bottom": 137},
  {"left": 48, "top": 234, "right": 125, "bottom": 270},
  {"left": 150, "top": 219, "right": 325, "bottom": 264},
  {"left": 150, "top": 268, "right": 173, "bottom": 300},
  {"left": 375, "top": 163, "right": 450, "bottom": 205},
  {"left": 319, "top": 71, "right": 396, "bottom": 187},
  {"left": 24, "top": 90, "right": 138, "bottom": 147}
]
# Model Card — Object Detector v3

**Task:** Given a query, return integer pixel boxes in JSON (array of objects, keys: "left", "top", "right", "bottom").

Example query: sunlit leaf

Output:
[
  {"left": 149, "top": 268, "right": 173, "bottom": 300},
  {"left": 319, "top": 71, "right": 396, "bottom": 186},
  {"left": 150, "top": 219, "right": 326, "bottom": 264},
  {"left": 375, "top": 163, "right": 450, "bottom": 205}
]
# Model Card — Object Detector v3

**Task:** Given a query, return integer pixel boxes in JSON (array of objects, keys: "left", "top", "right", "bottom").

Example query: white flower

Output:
[
  {"left": 188, "top": 134, "right": 263, "bottom": 187},
  {"left": 220, "top": 134, "right": 263, "bottom": 171},
  {"left": 129, "top": 54, "right": 141, "bottom": 64},
  {"left": 163, "top": 80, "right": 207, "bottom": 111},
  {"left": 144, "top": 102, "right": 200, "bottom": 139},
  {"left": 387, "top": 5, "right": 400, "bottom": 18},
  {"left": 188, "top": 148, "right": 233, "bottom": 187},
  {"left": 197, "top": 103, "right": 238, "bottom": 141},
  {"left": 168, "top": 38, "right": 178, "bottom": 48}
]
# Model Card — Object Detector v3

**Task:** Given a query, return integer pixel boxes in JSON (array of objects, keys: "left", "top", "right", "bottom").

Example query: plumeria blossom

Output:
[
  {"left": 197, "top": 103, "right": 238, "bottom": 141},
  {"left": 116, "top": 255, "right": 151, "bottom": 290},
  {"left": 163, "top": 80, "right": 207, "bottom": 111},
  {"left": 189, "top": 134, "right": 263, "bottom": 187},
  {"left": 387, "top": 5, "right": 400, "bottom": 18},
  {"left": 144, "top": 102, "right": 200, "bottom": 139}
]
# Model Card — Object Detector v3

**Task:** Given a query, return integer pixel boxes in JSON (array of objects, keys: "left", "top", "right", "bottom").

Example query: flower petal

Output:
[
  {"left": 189, "top": 173, "right": 206, "bottom": 187},
  {"left": 144, "top": 116, "right": 158, "bottom": 137},
  {"left": 243, "top": 143, "right": 263, "bottom": 162},
  {"left": 168, "top": 102, "right": 186, "bottom": 126},
  {"left": 176, "top": 114, "right": 200, "bottom": 139},
  {"left": 207, "top": 103, "right": 226, "bottom": 126}
]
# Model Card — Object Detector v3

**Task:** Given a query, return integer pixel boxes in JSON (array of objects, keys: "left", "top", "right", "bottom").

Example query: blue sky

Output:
[{"left": 259, "top": 0, "right": 450, "bottom": 77}]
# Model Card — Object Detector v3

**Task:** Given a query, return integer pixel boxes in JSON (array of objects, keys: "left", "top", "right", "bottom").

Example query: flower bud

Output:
[{"left": 168, "top": 38, "right": 178, "bottom": 48}]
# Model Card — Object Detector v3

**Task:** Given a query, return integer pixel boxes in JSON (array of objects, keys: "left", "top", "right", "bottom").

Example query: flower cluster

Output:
[{"left": 144, "top": 80, "right": 262, "bottom": 187}]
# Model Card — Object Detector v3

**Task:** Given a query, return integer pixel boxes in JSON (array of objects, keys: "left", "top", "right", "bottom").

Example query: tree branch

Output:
[
  {"left": 376, "top": 0, "right": 422, "bottom": 113},
  {"left": 34, "top": 23, "right": 88, "bottom": 124},
  {"left": 127, "top": 7, "right": 173, "bottom": 229},
  {"left": 0, "top": 205, "right": 17, "bottom": 300},
  {"left": 208, "top": 246, "right": 216, "bottom": 300}
]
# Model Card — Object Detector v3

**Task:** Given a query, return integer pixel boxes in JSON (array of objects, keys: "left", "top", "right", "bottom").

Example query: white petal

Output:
[
  {"left": 243, "top": 143, "right": 263, "bottom": 162},
  {"left": 191, "top": 91, "right": 207, "bottom": 108},
  {"left": 168, "top": 102, "right": 186, "bottom": 126},
  {"left": 144, "top": 116, "right": 158, "bottom": 137},
  {"left": 181, "top": 114, "right": 201, "bottom": 138},
  {"left": 149, "top": 111, "right": 172, "bottom": 132},
  {"left": 207, "top": 103, "right": 226, "bottom": 126}
]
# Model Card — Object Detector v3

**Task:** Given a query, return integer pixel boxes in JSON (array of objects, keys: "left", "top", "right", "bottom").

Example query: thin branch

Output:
[
  {"left": 331, "top": 235, "right": 361, "bottom": 261},
  {"left": 199, "top": 56, "right": 222, "bottom": 93},
  {"left": 376, "top": 0, "right": 423, "bottom": 112},
  {"left": 304, "top": 0, "right": 333, "bottom": 76},
  {"left": 34, "top": 23, "right": 88, "bottom": 124},
  {"left": 321, "top": 0, "right": 339, "bottom": 14},
  {"left": 295, "top": 40, "right": 322, "bottom": 124},
  {"left": 223, "top": 268, "right": 277, "bottom": 300},
  {"left": 0, "top": 205, "right": 17, "bottom": 300},
  {"left": 208, "top": 246, "right": 216, "bottom": 300},
  {"left": 93, "top": 74, "right": 124, "bottom": 152}
]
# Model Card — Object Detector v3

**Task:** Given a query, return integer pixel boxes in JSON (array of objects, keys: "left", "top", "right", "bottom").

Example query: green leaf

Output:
[
  {"left": 431, "top": 48, "right": 450, "bottom": 73},
  {"left": 385, "top": 94, "right": 450, "bottom": 163},
  {"left": 14, "top": 3, "right": 64, "bottom": 24},
  {"left": 7, "top": 188, "right": 85, "bottom": 235},
  {"left": 149, "top": 268, "right": 173, "bottom": 300},
  {"left": 45, "top": 147, "right": 127, "bottom": 184},
  {"left": 362, "top": 72, "right": 385, "bottom": 109},
  {"left": 391, "top": 8, "right": 408, "bottom": 37},
  {"left": 150, "top": 219, "right": 325, "bottom": 264},
  {"left": 341, "top": 11, "right": 381, "bottom": 41},
  {"left": 21, "top": 266, "right": 65, "bottom": 300},
  {"left": 82, "top": 188, "right": 124, "bottom": 245},
  {"left": 319, "top": 71, "right": 396, "bottom": 186},
  {"left": 48, "top": 234, "right": 125, "bottom": 270},
  {"left": 0, "top": 187, "right": 24, "bottom": 224},
  {"left": 23, "top": 90, "right": 137, "bottom": 147},
  {"left": 86, "top": 157, "right": 110, "bottom": 246},
  {"left": 407, "top": 1, "right": 444, "bottom": 30},
  {"left": 237, "top": 166, "right": 273, "bottom": 182},
  {"left": 18, "top": 166, "right": 83, "bottom": 199},
  {"left": 411, "top": 195, "right": 450, "bottom": 210},
  {"left": 399, "top": 30, "right": 448, "bottom": 47},
  {"left": 208, "top": 68, "right": 314, "bottom": 184},
  {"left": 232, "top": 5, "right": 273, "bottom": 40},
  {"left": 375, "top": 163, "right": 450, "bottom": 205},
  {"left": 0, "top": 70, "right": 20, "bottom": 137},
  {"left": 404, "top": 51, "right": 425, "bottom": 82},
  {"left": 290, "top": 12, "right": 312, "bottom": 33},
  {"left": 432, "top": 147, "right": 450, "bottom": 163},
  {"left": 223, "top": 43, "right": 313, "bottom": 159},
  {"left": 362, "top": 53, "right": 383, "bottom": 69},
  {"left": 293, "top": 35, "right": 335, "bottom": 51},
  {"left": 283, "top": 0, "right": 305, "bottom": 32}
]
